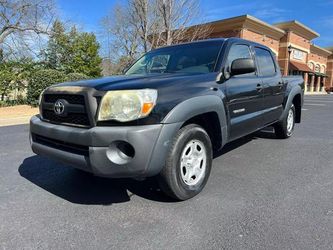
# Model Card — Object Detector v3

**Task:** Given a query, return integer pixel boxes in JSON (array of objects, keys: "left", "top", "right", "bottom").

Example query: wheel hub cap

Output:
[
  {"left": 180, "top": 140, "right": 207, "bottom": 186},
  {"left": 287, "top": 108, "right": 294, "bottom": 133}
]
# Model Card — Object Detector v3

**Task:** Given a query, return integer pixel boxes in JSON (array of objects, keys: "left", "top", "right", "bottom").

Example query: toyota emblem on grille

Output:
[{"left": 54, "top": 99, "right": 65, "bottom": 116}]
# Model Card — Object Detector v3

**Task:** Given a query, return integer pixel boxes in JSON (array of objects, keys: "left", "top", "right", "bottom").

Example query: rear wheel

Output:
[
  {"left": 158, "top": 124, "right": 213, "bottom": 200},
  {"left": 274, "top": 104, "right": 295, "bottom": 139}
]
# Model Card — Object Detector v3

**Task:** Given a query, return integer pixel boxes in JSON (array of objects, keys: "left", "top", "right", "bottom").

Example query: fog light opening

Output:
[
  {"left": 106, "top": 141, "right": 135, "bottom": 165},
  {"left": 117, "top": 141, "right": 135, "bottom": 159}
]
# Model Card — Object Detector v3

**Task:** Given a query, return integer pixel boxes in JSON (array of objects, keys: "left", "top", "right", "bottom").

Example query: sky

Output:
[{"left": 57, "top": 0, "right": 333, "bottom": 50}]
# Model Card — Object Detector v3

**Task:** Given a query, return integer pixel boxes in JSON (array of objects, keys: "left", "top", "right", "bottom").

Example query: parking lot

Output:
[{"left": 1, "top": 95, "right": 333, "bottom": 249}]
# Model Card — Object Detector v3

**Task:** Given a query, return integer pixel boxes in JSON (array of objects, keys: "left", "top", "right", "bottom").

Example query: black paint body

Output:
[
  {"left": 30, "top": 38, "right": 304, "bottom": 178},
  {"left": 54, "top": 38, "right": 303, "bottom": 142}
]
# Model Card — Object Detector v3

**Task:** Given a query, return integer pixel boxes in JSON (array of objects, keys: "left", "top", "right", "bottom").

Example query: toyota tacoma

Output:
[{"left": 30, "top": 38, "right": 304, "bottom": 200}]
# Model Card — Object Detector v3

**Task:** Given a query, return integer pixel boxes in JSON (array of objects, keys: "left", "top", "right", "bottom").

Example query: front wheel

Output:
[
  {"left": 274, "top": 104, "right": 295, "bottom": 139},
  {"left": 158, "top": 124, "right": 213, "bottom": 200}
]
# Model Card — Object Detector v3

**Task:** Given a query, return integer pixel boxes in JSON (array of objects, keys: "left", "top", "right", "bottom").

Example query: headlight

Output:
[{"left": 98, "top": 89, "right": 158, "bottom": 122}]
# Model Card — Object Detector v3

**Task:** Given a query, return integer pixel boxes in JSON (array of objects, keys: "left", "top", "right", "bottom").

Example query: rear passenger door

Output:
[
  {"left": 224, "top": 44, "right": 264, "bottom": 141},
  {"left": 254, "top": 47, "right": 285, "bottom": 125}
]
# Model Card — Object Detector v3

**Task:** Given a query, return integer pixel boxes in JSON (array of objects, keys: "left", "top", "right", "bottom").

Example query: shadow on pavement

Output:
[
  {"left": 19, "top": 128, "right": 276, "bottom": 205},
  {"left": 214, "top": 127, "right": 276, "bottom": 158},
  {"left": 19, "top": 155, "right": 174, "bottom": 205}
]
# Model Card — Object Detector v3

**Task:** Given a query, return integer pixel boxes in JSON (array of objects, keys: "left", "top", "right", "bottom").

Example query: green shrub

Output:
[
  {"left": 0, "top": 97, "right": 28, "bottom": 107},
  {"left": 27, "top": 69, "right": 66, "bottom": 105},
  {"left": 66, "top": 72, "right": 89, "bottom": 82}
]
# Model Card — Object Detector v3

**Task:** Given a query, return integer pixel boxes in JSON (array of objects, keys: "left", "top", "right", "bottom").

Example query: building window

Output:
[
  {"left": 315, "top": 64, "right": 320, "bottom": 73},
  {"left": 293, "top": 49, "right": 304, "bottom": 60}
]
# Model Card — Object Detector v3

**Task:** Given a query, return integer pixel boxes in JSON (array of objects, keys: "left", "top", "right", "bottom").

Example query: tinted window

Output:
[
  {"left": 226, "top": 44, "right": 252, "bottom": 69},
  {"left": 255, "top": 48, "right": 276, "bottom": 76},
  {"left": 125, "top": 41, "right": 223, "bottom": 75}
]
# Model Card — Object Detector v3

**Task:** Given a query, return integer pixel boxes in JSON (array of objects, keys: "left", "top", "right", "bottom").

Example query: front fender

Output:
[{"left": 162, "top": 95, "right": 228, "bottom": 145}]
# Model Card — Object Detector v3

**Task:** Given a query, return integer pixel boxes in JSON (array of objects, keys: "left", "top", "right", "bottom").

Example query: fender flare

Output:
[
  {"left": 162, "top": 95, "right": 228, "bottom": 145},
  {"left": 279, "top": 85, "right": 303, "bottom": 121}
]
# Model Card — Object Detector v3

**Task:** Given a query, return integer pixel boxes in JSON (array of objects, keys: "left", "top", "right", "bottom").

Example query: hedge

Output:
[
  {"left": 0, "top": 97, "right": 28, "bottom": 107},
  {"left": 66, "top": 72, "right": 89, "bottom": 81},
  {"left": 27, "top": 69, "right": 66, "bottom": 105}
]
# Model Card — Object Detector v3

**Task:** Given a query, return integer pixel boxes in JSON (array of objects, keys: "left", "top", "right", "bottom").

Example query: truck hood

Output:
[
  {"left": 55, "top": 73, "right": 217, "bottom": 91},
  {"left": 50, "top": 72, "right": 221, "bottom": 125}
]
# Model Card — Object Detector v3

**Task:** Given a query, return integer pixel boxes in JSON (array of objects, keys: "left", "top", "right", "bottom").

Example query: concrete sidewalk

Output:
[
  {"left": 304, "top": 92, "right": 328, "bottom": 95},
  {"left": 0, "top": 105, "right": 38, "bottom": 127}
]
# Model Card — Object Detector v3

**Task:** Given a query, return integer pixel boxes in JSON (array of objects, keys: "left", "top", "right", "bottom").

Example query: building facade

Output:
[{"left": 198, "top": 15, "right": 333, "bottom": 93}]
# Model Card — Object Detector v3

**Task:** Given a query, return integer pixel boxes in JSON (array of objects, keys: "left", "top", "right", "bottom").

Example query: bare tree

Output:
[
  {"left": 0, "top": 0, "right": 55, "bottom": 60},
  {"left": 156, "top": 0, "right": 211, "bottom": 46},
  {"left": 101, "top": 3, "right": 140, "bottom": 63},
  {"left": 128, "top": 0, "right": 162, "bottom": 53},
  {"left": 100, "top": 0, "right": 211, "bottom": 74}
]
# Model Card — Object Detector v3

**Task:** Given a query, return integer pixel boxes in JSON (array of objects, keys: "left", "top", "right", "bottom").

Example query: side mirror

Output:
[{"left": 230, "top": 58, "right": 256, "bottom": 76}]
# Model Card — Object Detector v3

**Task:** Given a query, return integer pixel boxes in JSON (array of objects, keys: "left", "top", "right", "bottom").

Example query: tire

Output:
[
  {"left": 274, "top": 104, "right": 295, "bottom": 139},
  {"left": 158, "top": 124, "right": 213, "bottom": 200}
]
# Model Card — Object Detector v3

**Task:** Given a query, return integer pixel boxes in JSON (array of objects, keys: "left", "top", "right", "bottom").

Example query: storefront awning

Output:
[
  {"left": 315, "top": 72, "right": 328, "bottom": 77},
  {"left": 289, "top": 61, "right": 313, "bottom": 73}
]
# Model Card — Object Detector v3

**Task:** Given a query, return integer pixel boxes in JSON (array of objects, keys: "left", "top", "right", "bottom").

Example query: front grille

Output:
[
  {"left": 41, "top": 94, "right": 91, "bottom": 127},
  {"left": 33, "top": 133, "right": 89, "bottom": 156},
  {"left": 42, "top": 110, "right": 90, "bottom": 126},
  {"left": 44, "top": 94, "right": 85, "bottom": 105}
]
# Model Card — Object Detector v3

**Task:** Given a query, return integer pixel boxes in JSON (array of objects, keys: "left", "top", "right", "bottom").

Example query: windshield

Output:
[{"left": 125, "top": 41, "right": 223, "bottom": 75}]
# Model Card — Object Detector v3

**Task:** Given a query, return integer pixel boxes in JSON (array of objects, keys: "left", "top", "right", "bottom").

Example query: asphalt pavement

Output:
[{"left": 1, "top": 95, "right": 333, "bottom": 249}]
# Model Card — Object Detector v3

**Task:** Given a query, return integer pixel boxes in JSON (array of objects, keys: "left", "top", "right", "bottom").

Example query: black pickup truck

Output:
[{"left": 30, "top": 38, "right": 304, "bottom": 200}]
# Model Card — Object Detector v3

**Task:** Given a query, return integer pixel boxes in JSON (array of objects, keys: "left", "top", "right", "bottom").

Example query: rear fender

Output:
[{"left": 279, "top": 85, "right": 303, "bottom": 121}]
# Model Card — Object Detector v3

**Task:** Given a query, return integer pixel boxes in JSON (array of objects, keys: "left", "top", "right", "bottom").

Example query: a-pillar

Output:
[
  {"left": 316, "top": 76, "right": 321, "bottom": 92},
  {"left": 310, "top": 74, "right": 315, "bottom": 92}
]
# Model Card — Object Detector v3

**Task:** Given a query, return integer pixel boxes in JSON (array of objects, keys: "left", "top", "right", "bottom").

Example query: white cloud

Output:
[
  {"left": 253, "top": 7, "right": 289, "bottom": 22},
  {"left": 204, "top": 2, "right": 289, "bottom": 23}
]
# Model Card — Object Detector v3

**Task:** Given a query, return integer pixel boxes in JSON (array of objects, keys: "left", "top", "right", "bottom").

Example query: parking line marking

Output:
[
  {"left": 305, "top": 100, "right": 333, "bottom": 103},
  {"left": 305, "top": 97, "right": 333, "bottom": 100},
  {"left": 304, "top": 103, "right": 326, "bottom": 106}
]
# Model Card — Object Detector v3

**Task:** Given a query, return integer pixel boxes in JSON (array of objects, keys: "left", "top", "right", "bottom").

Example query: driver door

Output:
[{"left": 224, "top": 44, "right": 265, "bottom": 141}]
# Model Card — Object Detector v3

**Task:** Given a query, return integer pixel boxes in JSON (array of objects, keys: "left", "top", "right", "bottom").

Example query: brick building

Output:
[{"left": 196, "top": 15, "right": 333, "bottom": 93}]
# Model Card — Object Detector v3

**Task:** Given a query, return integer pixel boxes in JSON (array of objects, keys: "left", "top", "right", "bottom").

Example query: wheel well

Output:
[
  {"left": 181, "top": 112, "right": 222, "bottom": 153},
  {"left": 293, "top": 94, "right": 302, "bottom": 123}
]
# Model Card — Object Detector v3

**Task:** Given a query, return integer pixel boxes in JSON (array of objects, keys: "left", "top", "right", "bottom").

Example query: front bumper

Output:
[{"left": 30, "top": 116, "right": 181, "bottom": 178}]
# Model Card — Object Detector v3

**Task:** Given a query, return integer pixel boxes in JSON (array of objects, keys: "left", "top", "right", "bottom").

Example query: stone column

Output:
[
  {"left": 310, "top": 75, "right": 315, "bottom": 92},
  {"left": 322, "top": 77, "right": 326, "bottom": 92},
  {"left": 304, "top": 73, "right": 308, "bottom": 92},
  {"left": 316, "top": 76, "right": 321, "bottom": 92}
]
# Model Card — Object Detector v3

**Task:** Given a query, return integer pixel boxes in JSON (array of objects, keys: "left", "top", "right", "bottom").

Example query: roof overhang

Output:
[
  {"left": 274, "top": 20, "right": 319, "bottom": 40},
  {"left": 325, "top": 46, "right": 333, "bottom": 53},
  {"left": 310, "top": 44, "right": 332, "bottom": 57},
  {"left": 207, "top": 15, "right": 286, "bottom": 40}
]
